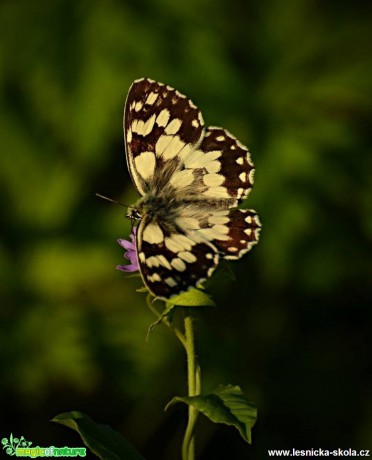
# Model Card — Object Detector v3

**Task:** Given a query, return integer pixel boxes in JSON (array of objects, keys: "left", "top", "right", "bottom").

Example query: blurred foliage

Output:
[{"left": 0, "top": 0, "right": 371, "bottom": 458}]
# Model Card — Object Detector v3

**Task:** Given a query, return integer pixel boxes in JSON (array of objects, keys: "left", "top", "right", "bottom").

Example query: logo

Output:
[{"left": 2, "top": 434, "right": 86, "bottom": 457}]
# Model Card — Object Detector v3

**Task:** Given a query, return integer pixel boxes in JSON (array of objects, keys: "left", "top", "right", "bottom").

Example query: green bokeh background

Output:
[{"left": 1, "top": 0, "right": 371, "bottom": 458}]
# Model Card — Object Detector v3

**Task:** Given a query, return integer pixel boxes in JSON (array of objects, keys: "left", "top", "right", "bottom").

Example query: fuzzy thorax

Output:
[{"left": 130, "top": 194, "right": 179, "bottom": 224}]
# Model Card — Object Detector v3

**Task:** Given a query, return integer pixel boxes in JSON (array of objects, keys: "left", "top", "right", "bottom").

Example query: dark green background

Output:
[{"left": 1, "top": 0, "right": 371, "bottom": 458}]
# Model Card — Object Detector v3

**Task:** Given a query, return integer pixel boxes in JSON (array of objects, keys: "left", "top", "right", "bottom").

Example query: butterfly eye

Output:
[{"left": 126, "top": 208, "right": 141, "bottom": 220}]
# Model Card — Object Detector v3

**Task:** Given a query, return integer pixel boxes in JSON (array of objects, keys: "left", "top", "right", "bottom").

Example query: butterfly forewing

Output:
[{"left": 124, "top": 78, "right": 205, "bottom": 196}]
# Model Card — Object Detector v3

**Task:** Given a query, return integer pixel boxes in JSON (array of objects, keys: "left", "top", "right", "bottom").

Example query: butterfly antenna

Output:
[{"left": 95, "top": 193, "right": 129, "bottom": 208}]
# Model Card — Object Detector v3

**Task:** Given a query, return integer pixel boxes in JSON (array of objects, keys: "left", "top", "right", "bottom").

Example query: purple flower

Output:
[{"left": 116, "top": 227, "right": 139, "bottom": 273}]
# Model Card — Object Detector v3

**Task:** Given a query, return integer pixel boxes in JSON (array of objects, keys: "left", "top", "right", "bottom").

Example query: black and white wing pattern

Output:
[
  {"left": 136, "top": 215, "right": 219, "bottom": 299},
  {"left": 123, "top": 78, "right": 261, "bottom": 299},
  {"left": 124, "top": 78, "right": 204, "bottom": 197}
]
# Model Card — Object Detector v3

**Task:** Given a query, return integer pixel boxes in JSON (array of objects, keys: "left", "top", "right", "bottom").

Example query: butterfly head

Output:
[{"left": 126, "top": 207, "right": 141, "bottom": 221}]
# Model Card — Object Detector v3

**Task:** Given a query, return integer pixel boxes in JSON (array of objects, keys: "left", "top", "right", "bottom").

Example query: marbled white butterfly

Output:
[{"left": 124, "top": 78, "right": 261, "bottom": 299}]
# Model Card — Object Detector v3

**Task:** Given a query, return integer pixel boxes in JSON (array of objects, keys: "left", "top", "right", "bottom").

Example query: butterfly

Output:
[{"left": 123, "top": 78, "right": 261, "bottom": 299}]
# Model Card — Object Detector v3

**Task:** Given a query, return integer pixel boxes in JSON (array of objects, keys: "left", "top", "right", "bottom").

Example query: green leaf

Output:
[
  {"left": 136, "top": 286, "right": 148, "bottom": 293},
  {"left": 166, "top": 385, "right": 257, "bottom": 444},
  {"left": 52, "top": 411, "right": 145, "bottom": 460},
  {"left": 166, "top": 288, "right": 215, "bottom": 307}
]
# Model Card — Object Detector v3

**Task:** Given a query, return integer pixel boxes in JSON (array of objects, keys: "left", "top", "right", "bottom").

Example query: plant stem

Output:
[
  {"left": 182, "top": 308, "right": 200, "bottom": 460},
  {"left": 146, "top": 297, "right": 201, "bottom": 458}
]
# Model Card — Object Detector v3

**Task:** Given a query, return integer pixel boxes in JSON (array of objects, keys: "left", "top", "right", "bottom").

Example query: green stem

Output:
[
  {"left": 182, "top": 308, "right": 200, "bottom": 460},
  {"left": 145, "top": 296, "right": 201, "bottom": 459}
]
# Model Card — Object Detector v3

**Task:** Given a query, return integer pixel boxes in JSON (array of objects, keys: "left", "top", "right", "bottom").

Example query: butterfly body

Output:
[{"left": 124, "top": 78, "right": 261, "bottom": 299}]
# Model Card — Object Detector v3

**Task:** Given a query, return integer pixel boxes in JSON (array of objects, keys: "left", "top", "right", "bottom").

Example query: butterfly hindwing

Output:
[
  {"left": 197, "top": 127, "right": 254, "bottom": 205},
  {"left": 173, "top": 207, "right": 261, "bottom": 261},
  {"left": 136, "top": 215, "right": 219, "bottom": 298},
  {"left": 205, "top": 209, "right": 261, "bottom": 260},
  {"left": 171, "top": 127, "right": 254, "bottom": 207}
]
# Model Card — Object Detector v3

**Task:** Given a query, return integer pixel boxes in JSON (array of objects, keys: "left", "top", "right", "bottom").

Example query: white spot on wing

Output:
[
  {"left": 165, "top": 277, "right": 177, "bottom": 287},
  {"left": 170, "top": 169, "right": 194, "bottom": 188},
  {"left": 165, "top": 237, "right": 181, "bottom": 253},
  {"left": 212, "top": 224, "right": 229, "bottom": 235},
  {"left": 142, "top": 222, "right": 164, "bottom": 244},
  {"left": 246, "top": 152, "right": 254, "bottom": 166},
  {"left": 157, "top": 255, "right": 172, "bottom": 270},
  {"left": 131, "top": 119, "right": 138, "bottom": 133},
  {"left": 131, "top": 114, "right": 156, "bottom": 136},
  {"left": 206, "top": 161, "right": 221, "bottom": 173},
  {"left": 134, "top": 151, "right": 155, "bottom": 180},
  {"left": 156, "top": 109, "right": 170, "bottom": 127},
  {"left": 184, "top": 150, "right": 222, "bottom": 169},
  {"left": 178, "top": 251, "right": 197, "bottom": 263},
  {"left": 146, "top": 256, "right": 159, "bottom": 268},
  {"left": 203, "top": 173, "right": 224, "bottom": 187},
  {"left": 208, "top": 214, "right": 229, "bottom": 225},
  {"left": 143, "top": 114, "right": 156, "bottom": 136},
  {"left": 198, "top": 227, "right": 230, "bottom": 241},
  {"left": 175, "top": 217, "right": 200, "bottom": 230},
  {"left": 162, "top": 135, "right": 186, "bottom": 160},
  {"left": 126, "top": 129, "right": 132, "bottom": 143},
  {"left": 177, "top": 143, "right": 194, "bottom": 161},
  {"left": 239, "top": 172, "right": 247, "bottom": 182},
  {"left": 165, "top": 118, "right": 182, "bottom": 135},
  {"left": 165, "top": 234, "right": 195, "bottom": 252},
  {"left": 146, "top": 92, "right": 158, "bottom": 105},
  {"left": 155, "top": 135, "right": 172, "bottom": 156},
  {"left": 171, "top": 258, "right": 187, "bottom": 272},
  {"left": 202, "top": 186, "right": 230, "bottom": 199},
  {"left": 237, "top": 187, "right": 244, "bottom": 197},
  {"left": 236, "top": 157, "right": 244, "bottom": 165},
  {"left": 172, "top": 234, "right": 195, "bottom": 251},
  {"left": 254, "top": 215, "right": 262, "bottom": 227},
  {"left": 149, "top": 273, "right": 161, "bottom": 282}
]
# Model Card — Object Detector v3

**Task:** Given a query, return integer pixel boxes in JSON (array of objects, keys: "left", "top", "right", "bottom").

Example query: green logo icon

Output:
[
  {"left": 2, "top": 434, "right": 86, "bottom": 457},
  {"left": 2, "top": 434, "right": 32, "bottom": 455}
]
